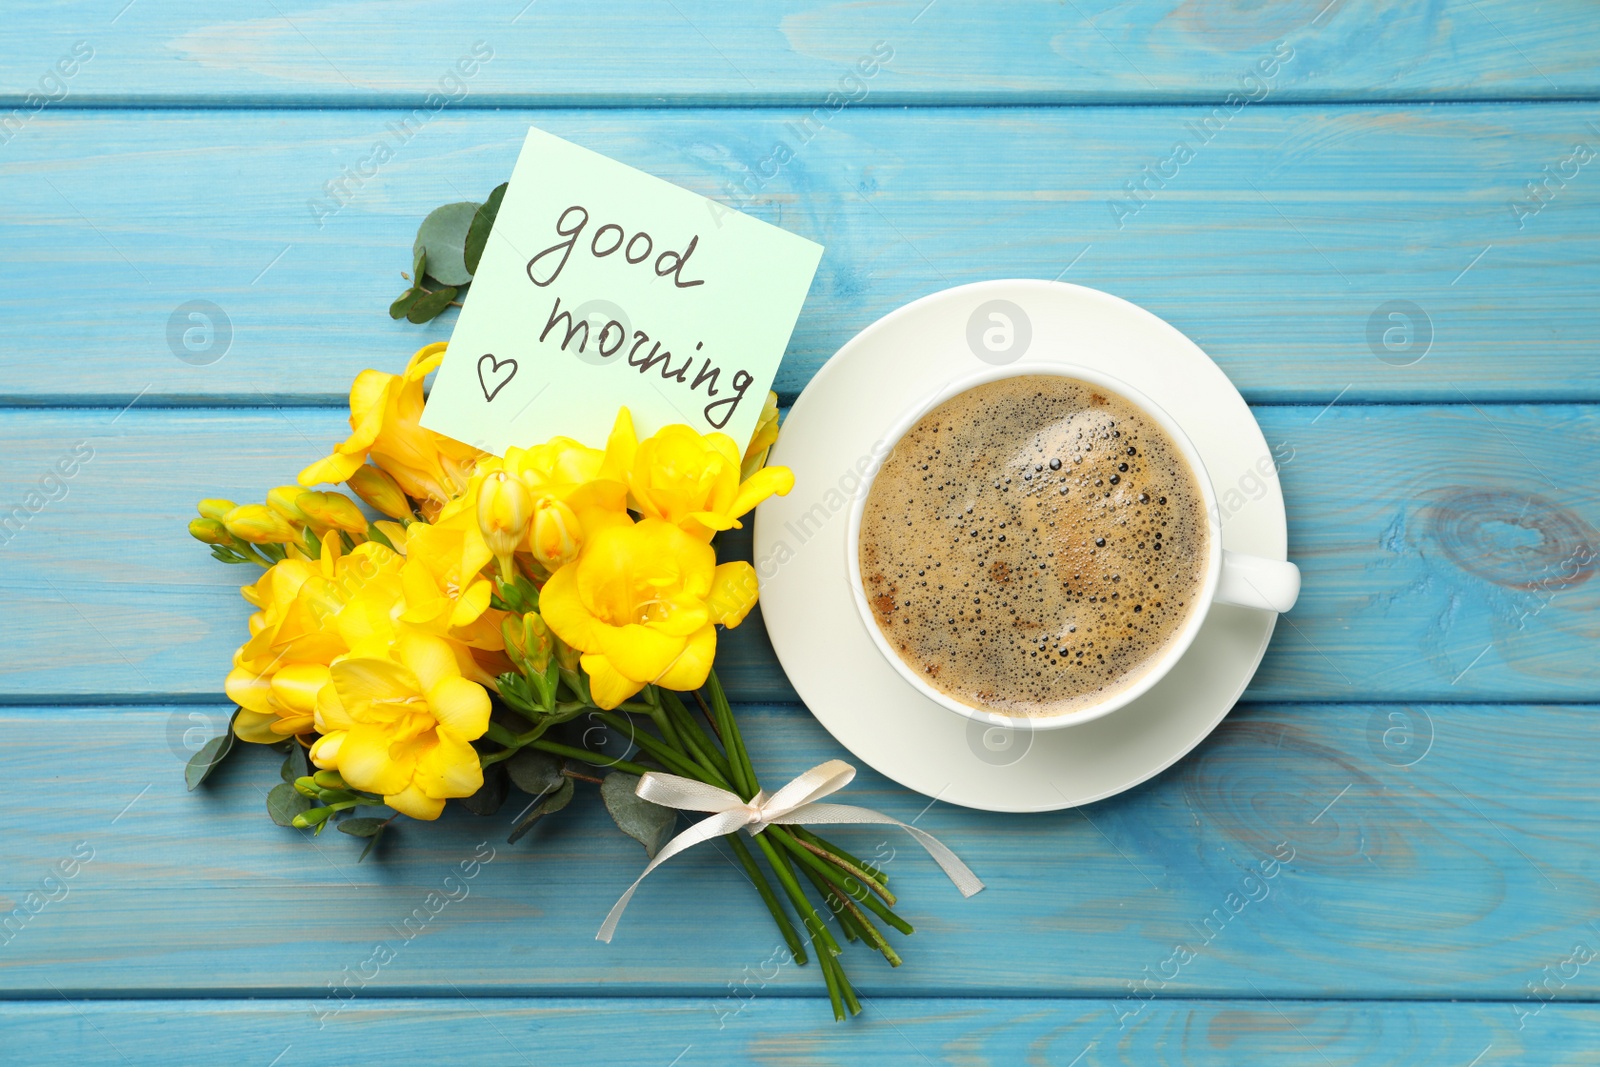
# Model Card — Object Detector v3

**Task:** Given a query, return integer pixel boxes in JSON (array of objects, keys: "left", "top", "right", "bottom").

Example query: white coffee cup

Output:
[{"left": 845, "top": 363, "right": 1300, "bottom": 730}]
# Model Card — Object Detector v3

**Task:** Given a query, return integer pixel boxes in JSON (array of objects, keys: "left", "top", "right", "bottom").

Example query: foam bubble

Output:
[{"left": 859, "top": 375, "right": 1208, "bottom": 717}]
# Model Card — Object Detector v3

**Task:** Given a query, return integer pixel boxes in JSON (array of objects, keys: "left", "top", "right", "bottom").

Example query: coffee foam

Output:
[{"left": 859, "top": 375, "right": 1209, "bottom": 717}]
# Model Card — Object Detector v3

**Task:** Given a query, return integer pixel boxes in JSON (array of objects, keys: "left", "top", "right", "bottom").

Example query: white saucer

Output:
[{"left": 754, "top": 280, "right": 1287, "bottom": 812}]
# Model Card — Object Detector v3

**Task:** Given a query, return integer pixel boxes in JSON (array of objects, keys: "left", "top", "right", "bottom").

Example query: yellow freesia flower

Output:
[
  {"left": 395, "top": 519, "right": 501, "bottom": 649},
  {"left": 228, "top": 537, "right": 407, "bottom": 742},
  {"left": 740, "top": 390, "right": 782, "bottom": 481},
  {"left": 602, "top": 408, "right": 794, "bottom": 542},
  {"left": 228, "top": 555, "right": 323, "bottom": 742},
  {"left": 299, "top": 342, "right": 483, "bottom": 513},
  {"left": 540, "top": 518, "right": 759, "bottom": 709},
  {"left": 346, "top": 463, "right": 413, "bottom": 521},
  {"left": 310, "top": 632, "right": 491, "bottom": 820},
  {"left": 223, "top": 503, "right": 298, "bottom": 545},
  {"left": 444, "top": 440, "right": 630, "bottom": 574}
]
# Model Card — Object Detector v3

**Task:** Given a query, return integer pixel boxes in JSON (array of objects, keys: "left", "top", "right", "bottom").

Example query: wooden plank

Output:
[
  {"left": 4, "top": 1, "right": 1598, "bottom": 106},
  {"left": 0, "top": 997, "right": 1592, "bottom": 1066},
  {"left": 1, "top": 404, "right": 1595, "bottom": 704},
  {"left": 0, "top": 701, "right": 1596, "bottom": 1000},
  {"left": 2, "top": 106, "right": 1598, "bottom": 407}
]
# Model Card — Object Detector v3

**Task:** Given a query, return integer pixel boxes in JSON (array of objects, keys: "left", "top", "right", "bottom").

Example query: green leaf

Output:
[
  {"left": 463, "top": 182, "right": 508, "bottom": 275},
  {"left": 406, "top": 286, "right": 457, "bottom": 324},
  {"left": 281, "top": 742, "right": 308, "bottom": 783},
  {"left": 459, "top": 761, "right": 509, "bottom": 816},
  {"left": 413, "top": 201, "right": 479, "bottom": 286},
  {"left": 366, "top": 522, "right": 396, "bottom": 552},
  {"left": 506, "top": 749, "right": 562, "bottom": 796},
  {"left": 601, "top": 772, "right": 677, "bottom": 858},
  {"left": 338, "top": 817, "right": 389, "bottom": 838},
  {"left": 267, "top": 782, "right": 312, "bottom": 827},
  {"left": 412, "top": 246, "right": 427, "bottom": 283},
  {"left": 507, "top": 776, "right": 574, "bottom": 844},
  {"left": 389, "top": 287, "right": 423, "bottom": 320},
  {"left": 184, "top": 714, "right": 237, "bottom": 791}
]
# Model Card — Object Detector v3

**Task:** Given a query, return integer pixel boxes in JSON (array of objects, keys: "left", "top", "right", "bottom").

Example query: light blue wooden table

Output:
[{"left": 3, "top": 3, "right": 1599, "bottom": 1063}]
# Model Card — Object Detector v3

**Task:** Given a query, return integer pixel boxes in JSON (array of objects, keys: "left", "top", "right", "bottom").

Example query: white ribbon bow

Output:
[{"left": 597, "top": 759, "right": 984, "bottom": 942}]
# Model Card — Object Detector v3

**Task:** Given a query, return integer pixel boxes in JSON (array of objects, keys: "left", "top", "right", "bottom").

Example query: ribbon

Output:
[{"left": 597, "top": 759, "right": 984, "bottom": 942}]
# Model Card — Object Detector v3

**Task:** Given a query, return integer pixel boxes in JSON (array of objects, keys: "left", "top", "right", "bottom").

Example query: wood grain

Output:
[
  {"left": 4, "top": 1, "right": 1598, "bottom": 105},
  {"left": 2, "top": 106, "right": 1598, "bottom": 406},
  {"left": 0, "top": 996, "right": 1592, "bottom": 1066},
  {"left": 0, "top": 701, "right": 1595, "bottom": 1000},
  {"left": 0, "top": 404, "right": 1593, "bottom": 704},
  {"left": 5, "top": 1, "right": 1598, "bottom": 1047}
]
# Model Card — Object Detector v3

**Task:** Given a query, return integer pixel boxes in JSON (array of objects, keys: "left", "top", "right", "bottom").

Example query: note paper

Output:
[{"left": 421, "top": 126, "right": 824, "bottom": 456}]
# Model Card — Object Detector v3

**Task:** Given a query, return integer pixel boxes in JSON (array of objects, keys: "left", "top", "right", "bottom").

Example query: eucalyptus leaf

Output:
[
  {"left": 406, "top": 286, "right": 457, "bottom": 324},
  {"left": 506, "top": 749, "right": 562, "bottom": 796},
  {"left": 463, "top": 182, "right": 508, "bottom": 275},
  {"left": 359, "top": 829, "right": 386, "bottom": 862},
  {"left": 601, "top": 772, "right": 677, "bottom": 858},
  {"left": 268, "top": 782, "right": 312, "bottom": 827},
  {"left": 542, "top": 775, "right": 575, "bottom": 814},
  {"left": 282, "top": 742, "right": 310, "bottom": 783},
  {"left": 460, "top": 761, "right": 509, "bottom": 816},
  {"left": 413, "top": 201, "right": 479, "bottom": 286},
  {"left": 507, "top": 777, "right": 575, "bottom": 844},
  {"left": 389, "top": 288, "right": 423, "bottom": 320},
  {"left": 338, "top": 817, "right": 389, "bottom": 838},
  {"left": 184, "top": 719, "right": 236, "bottom": 792}
]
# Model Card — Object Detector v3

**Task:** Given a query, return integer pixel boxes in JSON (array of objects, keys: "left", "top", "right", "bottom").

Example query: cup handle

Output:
[{"left": 1214, "top": 550, "right": 1301, "bottom": 613}]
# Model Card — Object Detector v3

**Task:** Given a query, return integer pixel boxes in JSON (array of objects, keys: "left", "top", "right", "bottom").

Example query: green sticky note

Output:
[{"left": 421, "top": 125, "right": 823, "bottom": 456}]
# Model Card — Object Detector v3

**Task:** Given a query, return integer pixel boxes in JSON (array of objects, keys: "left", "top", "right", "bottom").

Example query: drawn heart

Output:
[{"left": 477, "top": 353, "right": 517, "bottom": 402}]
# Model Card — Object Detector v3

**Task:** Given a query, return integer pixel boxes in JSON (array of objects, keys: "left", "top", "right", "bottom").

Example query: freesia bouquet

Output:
[{"left": 183, "top": 341, "right": 941, "bottom": 1018}]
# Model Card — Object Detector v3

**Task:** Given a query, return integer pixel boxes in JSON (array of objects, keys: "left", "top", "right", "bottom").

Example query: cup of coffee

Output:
[{"left": 846, "top": 364, "right": 1300, "bottom": 730}]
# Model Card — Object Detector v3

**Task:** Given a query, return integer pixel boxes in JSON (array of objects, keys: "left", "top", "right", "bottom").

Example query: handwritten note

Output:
[{"left": 421, "top": 126, "right": 824, "bottom": 455}]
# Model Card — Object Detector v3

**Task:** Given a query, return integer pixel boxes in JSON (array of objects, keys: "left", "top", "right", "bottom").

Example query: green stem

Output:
[
  {"left": 789, "top": 832, "right": 895, "bottom": 904},
  {"left": 659, "top": 690, "right": 735, "bottom": 784},
  {"left": 693, "top": 689, "right": 724, "bottom": 745},
  {"left": 770, "top": 826, "right": 914, "bottom": 937},
  {"left": 795, "top": 828, "right": 887, "bottom": 885},
  {"left": 727, "top": 834, "right": 806, "bottom": 965},
  {"left": 797, "top": 861, "right": 859, "bottom": 943},
  {"left": 816, "top": 869, "right": 901, "bottom": 967},
  {"left": 484, "top": 721, "right": 520, "bottom": 747},
  {"left": 524, "top": 739, "right": 653, "bottom": 779},
  {"left": 238, "top": 542, "right": 275, "bottom": 567},
  {"left": 593, "top": 710, "right": 720, "bottom": 785},
  {"left": 754, "top": 833, "right": 842, "bottom": 960},
  {"left": 817, "top": 935, "right": 846, "bottom": 1021},
  {"left": 640, "top": 687, "right": 686, "bottom": 754},
  {"left": 705, "top": 671, "right": 759, "bottom": 797}
]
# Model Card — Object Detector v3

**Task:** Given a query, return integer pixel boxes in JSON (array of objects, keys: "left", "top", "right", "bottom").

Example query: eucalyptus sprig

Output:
[{"left": 389, "top": 183, "right": 507, "bottom": 324}]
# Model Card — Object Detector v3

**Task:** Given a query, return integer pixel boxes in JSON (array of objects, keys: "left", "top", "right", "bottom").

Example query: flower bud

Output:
[
  {"left": 529, "top": 497, "right": 581, "bottom": 570},
  {"left": 309, "top": 732, "right": 342, "bottom": 768},
  {"left": 503, "top": 611, "right": 554, "bottom": 674},
  {"left": 372, "top": 520, "right": 408, "bottom": 554},
  {"left": 313, "top": 769, "right": 347, "bottom": 790},
  {"left": 294, "top": 776, "right": 321, "bottom": 798},
  {"left": 347, "top": 464, "right": 413, "bottom": 520},
  {"left": 741, "top": 390, "right": 782, "bottom": 480},
  {"left": 553, "top": 632, "right": 583, "bottom": 673},
  {"left": 291, "top": 806, "right": 334, "bottom": 829},
  {"left": 188, "top": 517, "right": 231, "bottom": 546},
  {"left": 266, "top": 485, "right": 312, "bottom": 523},
  {"left": 477, "top": 471, "right": 533, "bottom": 559},
  {"left": 223, "top": 503, "right": 298, "bottom": 544},
  {"left": 297, "top": 491, "right": 368, "bottom": 535},
  {"left": 196, "top": 498, "right": 237, "bottom": 521}
]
